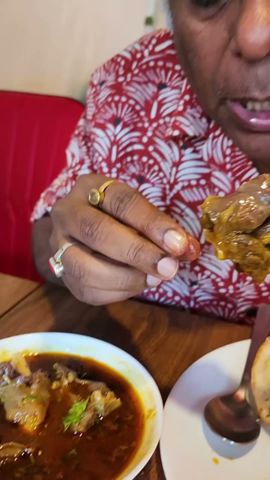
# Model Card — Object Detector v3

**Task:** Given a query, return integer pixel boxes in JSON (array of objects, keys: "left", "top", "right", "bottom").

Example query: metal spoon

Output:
[{"left": 204, "top": 304, "right": 270, "bottom": 443}]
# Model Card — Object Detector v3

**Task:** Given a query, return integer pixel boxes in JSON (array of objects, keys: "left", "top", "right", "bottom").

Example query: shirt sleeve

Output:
[
  {"left": 30, "top": 102, "right": 94, "bottom": 221},
  {"left": 30, "top": 29, "right": 166, "bottom": 221},
  {"left": 30, "top": 39, "right": 129, "bottom": 222}
]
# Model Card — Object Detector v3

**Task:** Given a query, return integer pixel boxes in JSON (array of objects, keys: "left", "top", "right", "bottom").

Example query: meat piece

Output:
[
  {"left": 0, "top": 442, "right": 33, "bottom": 465},
  {"left": 0, "top": 363, "right": 17, "bottom": 386},
  {"left": 91, "top": 389, "right": 122, "bottom": 417},
  {"left": 64, "top": 389, "right": 121, "bottom": 434},
  {"left": 64, "top": 390, "right": 121, "bottom": 433},
  {"left": 11, "top": 353, "right": 32, "bottom": 377},
  {"left": 52, "top": 363, "right": 121, "bottom": 434},
  {"left": 0, "top": 370, "right": 51, "bottom": 433},
  {"left": 0, "top": 355, "right": 31, "bottom": 387},
  {"left": 53, "top": 363, "right": 108, "bottom": 393},
  {"left": 201, "top": 174, "right": 270, "bottom": 282},
  {"left": 53, "top": 363, "right": 77, "bottom": 386}
]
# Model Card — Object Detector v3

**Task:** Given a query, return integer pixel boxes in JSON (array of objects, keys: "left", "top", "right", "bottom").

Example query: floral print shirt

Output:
[{"left": 32, "top": 30, "right": 266, "bottom": 323}]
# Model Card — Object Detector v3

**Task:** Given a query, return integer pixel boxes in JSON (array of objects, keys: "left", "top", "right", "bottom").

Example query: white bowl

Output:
[{"left": 0, "top": 332, "right": 163, "bottom": 480}]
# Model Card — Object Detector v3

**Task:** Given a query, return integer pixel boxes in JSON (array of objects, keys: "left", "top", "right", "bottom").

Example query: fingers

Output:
[
  {"left": 52, "top": 174, "right": 200, "bottom": 280},
  {"left": 58, "top": 243, "right": 161, "bottom": 305},
  {"left": 103, "top": 181, "right": 201, "bottom": 260},
  {"left": 50, "top": 172, "right": 201, "bottom": 305},
  {"left": 72, "top": 175, "right": 198, "bottom": 259},
  {"left": 52, "top": 201, "right": 180, "bottom": 280}
]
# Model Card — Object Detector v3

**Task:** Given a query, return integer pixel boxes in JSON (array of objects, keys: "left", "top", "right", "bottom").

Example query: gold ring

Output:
[{"left": 88, "top": 179, "right": 115, "bottom": 207}]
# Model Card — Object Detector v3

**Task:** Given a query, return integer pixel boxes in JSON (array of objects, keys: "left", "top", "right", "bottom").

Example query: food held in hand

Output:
[{"left": 201, "top": 174, "right": 270, "bottom": 282}]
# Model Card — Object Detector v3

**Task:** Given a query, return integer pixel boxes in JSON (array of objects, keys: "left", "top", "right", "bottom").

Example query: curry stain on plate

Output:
[{"left": 212, "top": 457, "right": 220, "bottom": 465}]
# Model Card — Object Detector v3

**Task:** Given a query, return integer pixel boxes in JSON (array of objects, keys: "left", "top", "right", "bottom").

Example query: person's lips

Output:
[{"left": 227, "top": 99, "right": 270, "bottom": 132}]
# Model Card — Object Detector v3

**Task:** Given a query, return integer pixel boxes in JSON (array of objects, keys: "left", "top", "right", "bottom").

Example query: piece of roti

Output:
[{"left": 251, "top": 337, "right": 270, "bottom": 426}]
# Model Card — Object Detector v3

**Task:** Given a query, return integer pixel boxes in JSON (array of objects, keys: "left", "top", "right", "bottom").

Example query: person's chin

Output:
[{"left": 230, "top": 130, "right": 270, "bottom": 170}]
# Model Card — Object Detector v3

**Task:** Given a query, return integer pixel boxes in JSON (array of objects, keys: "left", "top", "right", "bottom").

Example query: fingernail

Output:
[
  {"left": 164, "top": 230, "right": 187, "bottom": 255},
  {"left": 157, "top": 257, "right": 179, "bottom": 279},
  {"left": 146, "top": 275, "right": 162, "bottom": 288}
]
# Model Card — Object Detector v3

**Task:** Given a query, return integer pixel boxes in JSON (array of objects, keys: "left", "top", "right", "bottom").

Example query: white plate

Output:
[
  {"left": 160, "top": 339, "right": 270, "bottom": 480},
  {"left": 0, "top": 332, "right": 163, "bottom": 480}
]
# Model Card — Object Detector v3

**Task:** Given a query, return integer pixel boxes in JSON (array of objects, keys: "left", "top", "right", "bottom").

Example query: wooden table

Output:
[
  {"left": 0, "top": 273, "right": 38, "bottom": 316},
  {"left": 0, "top": 274, "right": 252, "bottom": 479}
]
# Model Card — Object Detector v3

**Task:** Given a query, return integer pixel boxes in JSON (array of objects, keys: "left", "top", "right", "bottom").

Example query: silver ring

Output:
[{"left": 48, "top": 242, "right": 75, "bottom": 278}]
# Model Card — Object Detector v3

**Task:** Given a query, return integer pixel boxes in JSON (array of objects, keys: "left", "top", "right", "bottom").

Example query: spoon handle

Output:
[{"left": 241, "top": 303, "right": 270, "bottom": 386}]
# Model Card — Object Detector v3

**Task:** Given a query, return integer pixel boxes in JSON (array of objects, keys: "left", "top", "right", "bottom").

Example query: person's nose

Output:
[{"left": 234, "top": 0, "right": 270, "bottom": 62}]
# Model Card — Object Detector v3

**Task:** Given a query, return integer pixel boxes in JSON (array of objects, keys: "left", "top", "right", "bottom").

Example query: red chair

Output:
[{"left": 0, "top": 91, "right": 84, "bottom": 281}]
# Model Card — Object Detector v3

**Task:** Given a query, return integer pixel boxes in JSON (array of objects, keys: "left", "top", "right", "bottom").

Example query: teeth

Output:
[{"left": 246, "top": 100, "right": 270, "bottom": 112}]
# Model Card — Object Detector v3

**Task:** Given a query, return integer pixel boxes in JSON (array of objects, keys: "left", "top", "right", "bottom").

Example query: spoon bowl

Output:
[
  {"left": 204, "top": 304, "right": 270, "bottom": 443},
  {"left": 202, "top": 416, "right": 257, "bottom": 459},
  {"left": 204, "top": 388, "right": 260, "bottom": 443}
]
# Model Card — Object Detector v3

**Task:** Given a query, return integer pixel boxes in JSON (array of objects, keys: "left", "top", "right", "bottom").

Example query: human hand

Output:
[{"left": 49, "top": 175, "right": 200, "bottom": 305}]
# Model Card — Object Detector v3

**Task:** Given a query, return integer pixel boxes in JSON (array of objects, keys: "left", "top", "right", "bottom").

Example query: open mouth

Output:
[
  {"left": 241, "top": 100, "right": 270, "bottom": 112},
  {"left": 227, "top": 99, "right": 270, "bottom": 132}
]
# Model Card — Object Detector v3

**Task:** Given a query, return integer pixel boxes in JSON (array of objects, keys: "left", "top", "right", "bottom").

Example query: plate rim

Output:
[{"left": 160, "top": 338, "right": 252, "bottom": 480}]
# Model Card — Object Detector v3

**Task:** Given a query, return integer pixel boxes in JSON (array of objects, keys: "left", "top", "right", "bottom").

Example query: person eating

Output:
[{"left": 32, "top": 0, "right": 270, "bottom": 323}]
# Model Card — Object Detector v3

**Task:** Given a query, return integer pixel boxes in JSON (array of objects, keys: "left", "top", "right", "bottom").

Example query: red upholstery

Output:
[{"left": 0, "top": 91, "right": 84, "bottom": 281}]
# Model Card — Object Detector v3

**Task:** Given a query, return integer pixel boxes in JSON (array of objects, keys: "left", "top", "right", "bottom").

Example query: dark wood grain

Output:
[
  {"left": 0, "top": 277, "right": 252, "bottom": 479},
  {"left": 0, "top": 273, "right": 38, "bottom": 317}
]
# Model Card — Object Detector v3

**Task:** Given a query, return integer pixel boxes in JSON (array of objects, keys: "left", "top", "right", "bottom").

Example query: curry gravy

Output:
[{"left": 0, "top": 353, "right": 144, "bottom": 480}]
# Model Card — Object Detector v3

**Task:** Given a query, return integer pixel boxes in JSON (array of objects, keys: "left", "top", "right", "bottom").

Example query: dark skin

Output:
[
  {"left": 169, "top": 0, "right": 270, "bottom": 171},
  {"left": 33, "top": 0, "right": 270, "bottom": 306},
  {"left": 33, "top": 176, "right": 200, "bottom": 305}
]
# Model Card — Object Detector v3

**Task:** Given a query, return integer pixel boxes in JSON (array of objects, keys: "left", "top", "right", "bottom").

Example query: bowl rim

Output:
[{"left": 0, "top": 331, "right": 164, "bottom": 480}]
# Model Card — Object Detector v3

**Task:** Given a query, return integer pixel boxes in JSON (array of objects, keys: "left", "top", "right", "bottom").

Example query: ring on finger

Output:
[
  {"left": 48, "top": 242, "right": 75, "bottom": 278},
  {"left": 88, "top": 179, "right": 115, "bottom": 208}
]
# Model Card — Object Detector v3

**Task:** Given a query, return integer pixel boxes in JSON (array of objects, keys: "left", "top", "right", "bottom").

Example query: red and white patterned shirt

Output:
[{"left": 32, "top": 29, "right": 269, "bottom": 323}]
